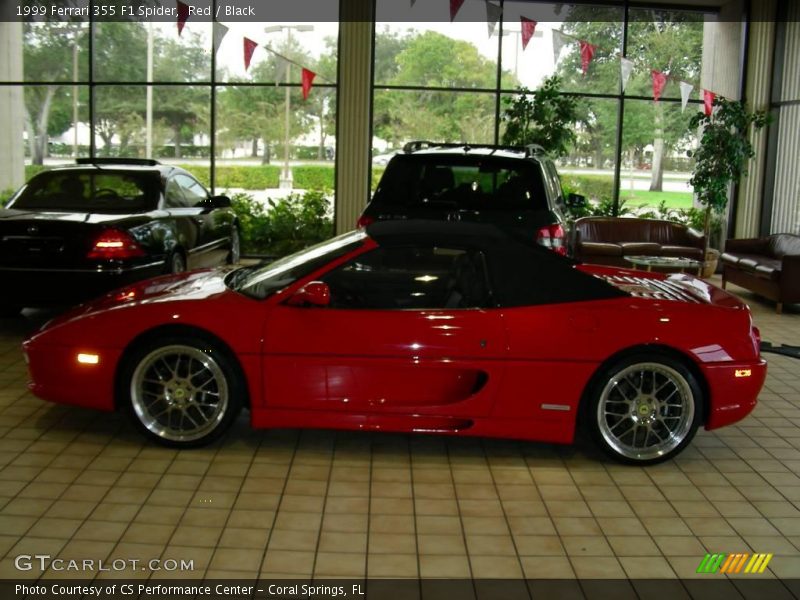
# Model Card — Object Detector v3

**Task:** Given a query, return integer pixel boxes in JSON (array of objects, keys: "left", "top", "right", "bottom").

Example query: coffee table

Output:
[{"left": 624, "top": 255, "right": 703, "bottom": 276}]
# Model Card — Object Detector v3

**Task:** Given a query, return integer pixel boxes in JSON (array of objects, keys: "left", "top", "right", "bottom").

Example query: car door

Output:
[
  {"left": 173, "top": 174, "right": 230, "bottom": 268},
  {"left": 262, "top": 243, "right": 507, "bottom": 418},
  {"left": 162, "top": 177, "right": 202, "bottom": 268}
]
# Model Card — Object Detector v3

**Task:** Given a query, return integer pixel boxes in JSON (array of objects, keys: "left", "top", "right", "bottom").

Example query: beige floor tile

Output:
[
  {"left": 368, "top": 553, "right": 418, "bottom": 577},
  {"left": 369, "top": 532, "right": 416, "bottom": 554},
  {"left": 26, "top": 517, "right": 82, "bottom": 539},
  {"left": 561, "top": 535, "right": 614, "bottom": 557},
  {"left": 653, "top": 535, "right": 707, "bottom": 556},
  {"left": 417, "top": 533, "right": 466, "bottom": 555},
  {"left": 318, "top": 530, "right": 367, "bottom": 554},
  {"left": 570, "top": 556, "right": 626, "bottom": 579},
  {"left": 469, "top": 555, "right": 523, "bottom": 578},
  {"left": 217, "top": 527, "right": 269, "bottom": 549},
  {"left": 607, "top": 535, "right": 661, "bottom": 556},
  {"left": 208, "top": 547, "right": 262, "bottom": 574},
  {"left": 314, "top": 551, "right": 365, "bottom": 577},
  {"left": 419, "top": 554, "right": 471, "bottom": 578},
  {"left": 620, "top": 556, "right": 677, "bottom": 578}
]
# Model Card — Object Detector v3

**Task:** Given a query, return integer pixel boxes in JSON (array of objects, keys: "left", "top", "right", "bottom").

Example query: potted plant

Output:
[{"left": 688, "top": 97, "right": 768, "bottom": 273}]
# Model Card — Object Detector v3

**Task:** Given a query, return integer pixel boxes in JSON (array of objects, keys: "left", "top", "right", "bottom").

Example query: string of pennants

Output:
[
  {"left": 447, "top": 0, "right": 720, "bottom": 116},
  {"left": 176, "top": 0, "right": 321, "bottom": 100}
]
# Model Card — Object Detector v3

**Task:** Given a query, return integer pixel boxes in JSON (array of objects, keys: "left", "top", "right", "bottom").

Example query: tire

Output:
[
  {"left": 167, "top": 251, "right": 186, "bottom": 274},
  {"left": 120, "top": 335, "right": 244, "bottom": 447},
  {"left": 586, "top": 353, "right": 703, "bottom": 465},
  {"left": 227, "top": 226, "right": 241, "bottom": 265}
]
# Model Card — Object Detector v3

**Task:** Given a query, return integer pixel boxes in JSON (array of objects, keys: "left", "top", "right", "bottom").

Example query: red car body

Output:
[{"left": 23, "top": 223, "right": 766, "bottom": 450}]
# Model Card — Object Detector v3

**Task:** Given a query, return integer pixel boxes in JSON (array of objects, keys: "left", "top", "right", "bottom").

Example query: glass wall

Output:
[
  {"left": 373, "top": 1, "right": 729, "bottom": 217},
  {"left": 1, "top": 19, "right": 338, "bottom": 202}
]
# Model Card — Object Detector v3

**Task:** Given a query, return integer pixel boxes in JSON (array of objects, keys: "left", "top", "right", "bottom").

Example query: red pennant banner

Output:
[
  {"left": 450, "top": 0, "right": 465, "bottom": 21},
  {"left": 520, "top": 18, "right": 537, "bottom": 50},
  {"left": 651, "top": 70, "right": 668, "bottom": 102},
  {"left": 703, "top": 89, "right": 716, "bottom": 116},
  {"left": 301, "top": 68, "right": 316, "bottom": 100},
  {"left": 176, "top": 0, "right": 189, "bottom": 36},
  {"left": 243, "top": 37, "right": 258, "bottom": 71},
  {"left": 579, "top": 41, "right": 596, "bottom": 75}
]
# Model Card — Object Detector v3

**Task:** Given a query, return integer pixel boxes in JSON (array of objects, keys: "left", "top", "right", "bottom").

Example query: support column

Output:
[
  {"left": 0, "top": 21, "right": 25, "bottom": 194},
  {"left": 737, "top": 0, "right": 777, "bottom": 237},
  {"left": 334, "top": 0, "right": 374, "bottom": 234}
]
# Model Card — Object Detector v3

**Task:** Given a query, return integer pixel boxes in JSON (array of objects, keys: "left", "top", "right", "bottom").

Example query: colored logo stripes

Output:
[{"left": 696, "top": 553, "right": 773, "bottom": 574}]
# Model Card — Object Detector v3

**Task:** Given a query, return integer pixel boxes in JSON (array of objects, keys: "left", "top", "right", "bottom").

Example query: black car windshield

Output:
[
  {"left": 10, "top": 170, "right": 160, "bottom": 213},
  {"left": 372, "top": 155, "right": 549, "bottom": 211},
  {"left": 230, "top": 230, "right": 367, "bottom": 300}
]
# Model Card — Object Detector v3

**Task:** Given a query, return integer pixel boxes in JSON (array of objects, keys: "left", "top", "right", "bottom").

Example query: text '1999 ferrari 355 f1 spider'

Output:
[{"left": 23, "top": 221, "right": 766, "bottom": 464}]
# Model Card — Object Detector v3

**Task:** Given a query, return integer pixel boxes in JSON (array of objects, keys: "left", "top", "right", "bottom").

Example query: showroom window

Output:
[{"left": 372, "top": 1, "right": 730, "bottom": 216}]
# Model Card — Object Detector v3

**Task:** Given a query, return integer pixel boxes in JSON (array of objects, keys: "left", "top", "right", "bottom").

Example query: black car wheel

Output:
[
  {"left": 120, "top": 335, "right": 244, "bottom": 447},
  {"left": 168, "top": 251, "right": 186, "bottom": 274},
  {"left": 587, "top": 353, "right": 703, "bottom": 465},
  {"left": 227, "top": 227, "right": 241, "bottom": 265}
]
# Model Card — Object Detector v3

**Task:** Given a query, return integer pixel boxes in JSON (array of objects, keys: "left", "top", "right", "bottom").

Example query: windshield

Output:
[
  {"left": 231, "top": 230, "right": 367, "bottom": 300},
  {"left": 10, "top": 170, "right": 160, "bottom": 213}
]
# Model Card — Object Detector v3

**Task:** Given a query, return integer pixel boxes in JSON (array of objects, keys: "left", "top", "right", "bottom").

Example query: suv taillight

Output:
[
  {"left": 88, "top": 229, "right": 145, "bottom": 260},
  {"left": 357, "top": 214, "right": 374, "bottom": 229},
  {"left": 537, "top": 224, "right": 567, "bottom": 256}
]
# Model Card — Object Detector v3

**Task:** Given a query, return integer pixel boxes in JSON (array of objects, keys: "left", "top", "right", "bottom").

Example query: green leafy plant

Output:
[
  {"left": 1, "top": 189, "right": 16, "bottom": 206},
  {"left": 688, "top": 98, "right": 768, "bottom": 250},
  {"left": 231, "top": 191, "right": 333, "bottom": 257},
  {"left": 501, "top": 76, "right": 579, "bottom": 158}
]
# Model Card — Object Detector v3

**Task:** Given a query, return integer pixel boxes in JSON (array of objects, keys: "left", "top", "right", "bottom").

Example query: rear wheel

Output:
[
  {"left": 120, "top": 336, "right": 244, "bottom": 447},
  {"left": 167, "top": 251, "right": 186, "bottom": 274},
  {"left": 587, "top": 354, "right": 703, "bottom": 465}
]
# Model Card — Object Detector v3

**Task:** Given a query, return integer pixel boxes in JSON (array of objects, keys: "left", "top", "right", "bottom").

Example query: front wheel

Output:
[
  {"left": 587, "top": 354, "right": 703, "bottom": 465},
  {"left": 120, "top": 336, "right": 244, "bottom": 447}
]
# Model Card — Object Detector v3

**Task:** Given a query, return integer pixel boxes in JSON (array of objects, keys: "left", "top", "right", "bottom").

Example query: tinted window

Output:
[
  {"left": 372, "top": 155, "right": 548, "bottom": 212},
  {"left": 322, "top": 245, "right": 492, "bottom": 310},
  {"left": 175, "top": 174, "right": 208, "bottom": 206},
  {"left": 11, "top": 170, "right": 159, "bottom": 213},
  {"left": 164, "top": 179, "right": 188, "bottom": 208}
]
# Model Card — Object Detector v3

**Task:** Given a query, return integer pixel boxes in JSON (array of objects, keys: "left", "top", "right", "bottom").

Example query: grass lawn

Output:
[{"left": 619, "top": 190, "right": 694, "bottom": 209}]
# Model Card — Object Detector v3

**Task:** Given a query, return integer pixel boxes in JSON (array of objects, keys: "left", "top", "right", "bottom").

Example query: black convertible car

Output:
[{"left": 0, "top": 158, "right": 239, "bottom": 315}]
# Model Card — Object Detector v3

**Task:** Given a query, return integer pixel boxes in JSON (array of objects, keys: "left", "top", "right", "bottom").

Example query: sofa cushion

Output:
[
  {"left": 721, "top": 252, "right": 740, "bottom": 266},
  {"left": 755, "top": 261, "right": 782, "bottom": 281},
  {"left": 768, "top": 233, "right": 800, "bottom": 258},
  {"left": 579, "top": 242, "right": 623, "bottom": 257},
  {"left": 619, "top": 242, "right": 661, "bottom": 254},
  {"left": 661, "top": 246, "right": 704, "bottom": 260}
]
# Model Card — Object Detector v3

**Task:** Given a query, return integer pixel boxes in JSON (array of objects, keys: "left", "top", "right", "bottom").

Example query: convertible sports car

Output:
[
  {"left": 22, "top": 221, "right": 766, "bottom": 464},
  {"left": 0, "top": 158, "right": 239, "bottom": 315}
]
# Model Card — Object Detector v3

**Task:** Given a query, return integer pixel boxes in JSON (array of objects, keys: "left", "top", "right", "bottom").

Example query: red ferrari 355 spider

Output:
[{"left": 23, "top": 221, "right": 766, "bottom": 464}]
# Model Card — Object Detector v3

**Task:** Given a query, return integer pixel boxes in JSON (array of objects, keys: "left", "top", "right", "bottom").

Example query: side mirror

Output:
[
  {"left": 286, "top": 281, "right": 330, "bottom": 308},
  {"left": 208, "top": 195, "right": 231, "bottom": 209},
  {"left": 566, "top": 193, "right": 587, "bottom": 208}
]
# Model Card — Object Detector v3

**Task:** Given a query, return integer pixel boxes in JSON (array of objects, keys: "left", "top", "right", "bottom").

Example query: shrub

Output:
[
  {"left": 231, "top": 191, "right": 333, "bottom": 257},
  {"left": 1, "top": 188, "right": 16, "bottom": 206},
  {"left": 560, "top": 174, "right": 614, "bottom": 203},
  {"left": 293, "top": 165, "right": 334, "bottom": 191}
]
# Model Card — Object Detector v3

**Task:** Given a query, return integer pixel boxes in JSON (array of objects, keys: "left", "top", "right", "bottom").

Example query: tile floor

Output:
[{"left": 0, "top": 279, "right": 798, "bottom": 582}]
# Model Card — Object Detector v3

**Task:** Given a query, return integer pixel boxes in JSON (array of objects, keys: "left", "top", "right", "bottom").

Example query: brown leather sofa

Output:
[
  {"left": 573, "top": 217, "right": 705, "bottom": 268},
  {"left": 721, "top": 233, "right": 800, "bottom": 313}
]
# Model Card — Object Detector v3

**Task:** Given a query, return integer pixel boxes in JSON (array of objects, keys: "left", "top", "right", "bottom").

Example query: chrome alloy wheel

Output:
[
  {"left": 597, "top": 362, "right": 695, "bottom": 461},
  {"left": 130, "top": 345, "right": 229, "bottom": 443}
]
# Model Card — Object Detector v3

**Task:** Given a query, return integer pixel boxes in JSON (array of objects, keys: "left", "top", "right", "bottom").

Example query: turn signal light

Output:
[
  {"left": 88, "top": 229, "right": 145, "bottom": 260},
  {"left": 77, "top": 353, "right": 99, "bottom": 365},
  {"left": 735, "top": 369, "right": 752, "bottom": 378}
]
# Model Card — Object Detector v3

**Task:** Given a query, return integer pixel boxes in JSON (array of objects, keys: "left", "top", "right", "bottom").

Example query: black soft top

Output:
[{"left": 365, "top": 220, "right": 626, "bottom": 307}]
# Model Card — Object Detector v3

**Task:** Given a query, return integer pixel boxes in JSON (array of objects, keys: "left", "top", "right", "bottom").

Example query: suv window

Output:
[
  {"left": 372, "top": 155, "right": 549, "bottom": 212},
  {"left": 164, "top": 179, "right": 188, "bottom": 208},
  {"left": 174, "top": 174, "right": 208, "bottom": 206},
  {"left": 321, "top": 245, "right": 492, "bottom": 310}
]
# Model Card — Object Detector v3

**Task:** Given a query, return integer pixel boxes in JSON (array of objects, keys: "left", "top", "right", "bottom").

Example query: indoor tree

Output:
[
  {"left": 688, "top": 97, "right": 768, "bottom": 250},
  {"left": 501, "top": 75, "right": 579, "bottom": 158}
]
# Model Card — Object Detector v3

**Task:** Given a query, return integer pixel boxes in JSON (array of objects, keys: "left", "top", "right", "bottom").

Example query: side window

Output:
[
  {"left": 321, "top": 245, "right": 492, "bottom": 310},
  {"left": 175, "top": 174, "right": 209, "bottom": 206},
  {"left": 164, "top": 179, "right": 188, "bottom": 208}
]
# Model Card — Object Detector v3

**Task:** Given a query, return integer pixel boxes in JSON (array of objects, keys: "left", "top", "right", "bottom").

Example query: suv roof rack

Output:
[
  {"left": 75, "top": 158, "right": 161, "bottom": 166},
  {"left": 402, "top": 140, "right": 547, "bottom": 157}
]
